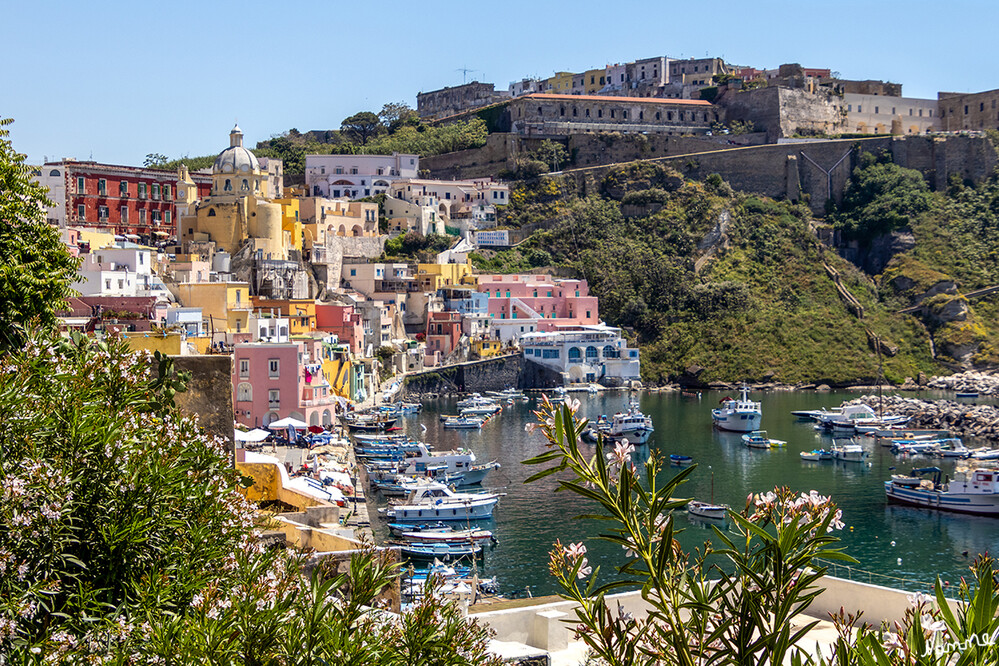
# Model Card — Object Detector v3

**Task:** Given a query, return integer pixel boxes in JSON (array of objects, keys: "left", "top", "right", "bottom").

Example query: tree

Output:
[
  {"left": 143, "top": 152, "right": 168, "bottom": 167},
  {"left": 835, "top": 151, "right": 931, "bottom": 243},
  {"left": 534, "top": 139, "right": 568, "bottom": 172},
  {"left": 379, "top": 102, "right": 419, "bottom": 132},
  {"left": 341, "top": 111, "right": 384, "bottom": 145},
  {"left": 0, "top": 117, "right": 81, "bottom": 351}
]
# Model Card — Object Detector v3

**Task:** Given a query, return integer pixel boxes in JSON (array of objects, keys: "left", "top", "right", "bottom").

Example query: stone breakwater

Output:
[
  {"left": 926, "top": 371, "right": 999, "bottom": 396},
  {"left": 845, "top": 395, "right": 999, "bottom": 442}
]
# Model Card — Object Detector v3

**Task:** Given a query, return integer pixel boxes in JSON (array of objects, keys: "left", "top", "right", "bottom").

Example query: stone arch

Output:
[
  {"left": 322, "top": 409, "right": 332, "bottom": 426},
  {"left": 309, "top": 412, "right": 319, "bottom": 426},
  {"left": 264, "top": 411, "right": 279, "bottom": 426},
  {"left": 338, "top": 224, "right": 347, "bottom": 235},
  {"left": 351, "top": 224, "right": 363, "bottom": 237}
]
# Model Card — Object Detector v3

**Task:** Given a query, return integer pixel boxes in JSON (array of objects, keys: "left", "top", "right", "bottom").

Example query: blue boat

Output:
[
  {"left": 670, "top": 454, "right": 694, "bottom": 466},
  {"left": 399, "top": 542, "right": 483, "bottom": 560}
]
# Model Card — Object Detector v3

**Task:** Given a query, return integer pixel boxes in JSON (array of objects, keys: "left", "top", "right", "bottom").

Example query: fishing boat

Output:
[
  {"left": 890, "top": 438, "right": 963, "bottom": 455},
  {"left": 460, "top": 404, "right": 502, "bottom": 417},
  {"left": 885, "top": 465, "right": 999, "bottom": 516},
  {"left": 741, "top": 430, "right": 786, "bottom": 449},
  {"left": 366, "top": 445, "right": 500, "bottom": 486},
  {"left": 442, "top": 416, "right": 486, "bottom": 430},
  {"left": 379, "top": 483, "right": 501, "bottom": 522},
  {"left": 456, "top": 394, "right": 500, "bottom": 410},
  {"left": 972, "top": 449, "right": 999, "bottom": 461},
  {"left": 831, "top": 440, "right": 868, "bottom": 462},
  {"left": 343, "top": 414, "right": 398, "bottom": 432},
  {"left": 790, "top": 407, "right": 842, "bottom": 422},
  {"left": 800, "top": 449, "right": 833, "bottom": 461},
  {"left": 669, "top": 454, "right": 694, "bottom": 466},
  {"left": 486, "top": 388, "right": 525, "bottom": 400},
  {"left": 603, "top": 401, "right": 655, "bottom": 445},
  {"left": 712, "top": 386, "right": 762, "bottom": 433},
  {"left": 399, "top": 542, "right": 483, "bottom": 560},
  {"left": 397, "top": 527, "right": 495, "bottom": 544}
]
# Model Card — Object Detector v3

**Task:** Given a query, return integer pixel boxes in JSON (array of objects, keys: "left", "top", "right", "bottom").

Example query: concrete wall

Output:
[{"left": 171, "top": 354, "right": 234, "bottom": 443}]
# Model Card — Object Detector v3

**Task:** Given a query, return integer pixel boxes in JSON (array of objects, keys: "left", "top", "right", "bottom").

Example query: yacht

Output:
[
  {"left": 712, "top": 386, "right": 762, "bottom": 433},
  {"left": 593, "top": 400, "right": 654, "bottom": 445}
]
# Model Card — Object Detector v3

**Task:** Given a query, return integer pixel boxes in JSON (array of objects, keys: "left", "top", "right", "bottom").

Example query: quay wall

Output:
[{"left": 401, "top": 355, "right": 563, "bottom": 396}]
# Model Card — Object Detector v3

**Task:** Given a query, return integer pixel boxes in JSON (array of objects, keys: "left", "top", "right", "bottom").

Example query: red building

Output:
[
  {"left": 425, "top": 311, "right": 463, "bottom": 366},
  {"left": 38, "top": 160, "right": 212, "bottom": 239},
  {"left": 315, "top": 303, "right": 364, "bottom": 355}
]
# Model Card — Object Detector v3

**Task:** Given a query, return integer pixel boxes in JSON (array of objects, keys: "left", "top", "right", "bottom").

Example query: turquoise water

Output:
[{"left": 371, "top": 390, "right": 999, "bottom": 598}]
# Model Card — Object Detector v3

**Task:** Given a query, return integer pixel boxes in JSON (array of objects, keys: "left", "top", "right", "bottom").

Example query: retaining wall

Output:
[{"left": 401, "top": 355, "right": 564, "bottom": 396}]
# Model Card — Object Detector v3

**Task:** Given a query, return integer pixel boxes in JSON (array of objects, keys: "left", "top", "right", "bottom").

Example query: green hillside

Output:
[{"left": 477, "top": 160, "right": 975, "bottom": 385}]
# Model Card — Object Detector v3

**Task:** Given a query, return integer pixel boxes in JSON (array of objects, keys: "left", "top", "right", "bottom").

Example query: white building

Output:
[
  {"left": 304, "top": 153, "right": 419, "bottom": 200},
  {"left": 521, "top": 325, "right": 641, "bottom": 385},
  {"left": 72, "top": 246, "right": 170, "bottom": 299}
]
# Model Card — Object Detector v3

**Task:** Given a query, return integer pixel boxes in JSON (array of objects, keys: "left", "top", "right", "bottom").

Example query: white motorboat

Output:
[
  {"left": 602, "top": 400, "right": 654, "bottom": 445},
  {"left": 800, "top": 449, "right": 833, "bottom": 461},
  {"left": 831, "top": 440, "right": 868, "bottom": 462},
  {"left": 687, "top": 501, "right": 729, "bottom": 520},
  {"left": 442, "top": 416, "right": 485, "bottom": 430},
  {"left": 790, "top": 407, "right": 843, "bottom": 422},
  {"left": 379, "top": 483, "right": 501, "bottom": 522},
  {"left": 885, "top": 465, "right": 999, "bottom": 516},
  {"left": 365, "top": 443, "right": 497, "bottom": 482},
  {"left": 712, "top": 386, "right": 762, "bottom": 433},
  {"left": 741, "top": 430, "right": 786, "bottom": 449},
  {"left": 460, "top": 404, "right": 502, "bottom": 416},
  {"left": 456, "top": 394, "right": 499, "bottom": 410}
]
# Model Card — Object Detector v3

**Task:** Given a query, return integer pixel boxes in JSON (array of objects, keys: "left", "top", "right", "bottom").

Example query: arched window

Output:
[
  {"left": 538, "top": 107, "right": 543, "bottom": 116},
  {"left": 207, "top": 208, "right": 216, "bottom": 217},
  {"left": 49, "top": 169, "right": 61, "bottom": 177},
  {"left": 241, "top": 179, "right": 249, "bottom": 191},
  {"left": 568, "top": 347, "right": 581, "bottom": 361},
  {"left": 237, "top": 382, "right": 252, "bottom": 402},
  {"left": 603, "top": 345, "right": 618, "bottom": 358},
  {"left": 224, "top": 179, "right": 232, "bottom": 191},
  {"left": 586, "top": 346, "right": 598, "bottom": 359}
]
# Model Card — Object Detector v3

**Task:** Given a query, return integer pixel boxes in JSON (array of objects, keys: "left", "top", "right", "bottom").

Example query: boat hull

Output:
[
  {"left": 885, "top": 482, "right": 999, "bottom": 516},
  {"left": 712, "top": 411, "right": 762, "bottom": 433},
  {"left": 688, "top": 502, "right": 728, "bottom": 519},
  {"left": 385, "top": 499, "right": 498, "bottom": 522}
]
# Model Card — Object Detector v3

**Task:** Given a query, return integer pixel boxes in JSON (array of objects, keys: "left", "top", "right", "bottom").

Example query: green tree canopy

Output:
[
  {"left": 0, "top": 117, "right": 81, "bottom": 351},
  {"left": 341, "top": 111, "right": 384, "bottom": 145},
  {"left": 379, "top": 102, "right": 419, "bottom": 132},
  {"left": 835, "top": 151, "right": 931, "bottom": 242}
]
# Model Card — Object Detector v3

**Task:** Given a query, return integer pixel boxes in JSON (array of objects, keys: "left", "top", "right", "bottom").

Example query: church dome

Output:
[{"left": 213, "top": 124, "right": 260, "bottom": 174}]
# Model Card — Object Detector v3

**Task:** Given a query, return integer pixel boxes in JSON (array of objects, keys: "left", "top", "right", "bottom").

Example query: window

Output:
[
  {"left": 139, "top": 209, "right": 146, "bottom": 225},
  {"left": 350, "top": 167, "right": 358, "bottom": 175},
  {"left": 97, "top": 179, "right": 107, "bottom": 195},
  {"left": 165, "top": 211, "right": 171, "bottom": 225},
  {"left": 237, "top": 382, "right": 252, "bottom": 401},
  {"left": 585, "top": 108, "right": 590, "bottom": 118},
  {"left": 598, "top": 109, "right": 603, "bottom": 118},
  {"left": 224, "top": 179, "right": 232, "bottom": 191},
  {"left": 98, "top": 205, "right": 109, "bottom": 220},
  {"left": 138, "top": 183, "right": 147, "bottom": 198},
  {"left": 77, "top": 176, "right": 85, "bottom": 192},
  {"left": 586, "top": 346, "right": 598, "bottom": 359},
  {"left": 163, "top": 184, "right": 170, "bottom": 199},
  {"left": 268, "top": 359, "right": 280, "bottom": 378},
  {"left": 874, "top": 106, "right": 879, "bottom": 114},
  {"left": 120, "top": 206, "right": 128, "bottom": 223},
  {"left": 77, "top": 204, "right": 85, "bottom": 220},
  {"left": 268, "top": 389, "right": 280, "bottom": 408},
  {"left": 152, "top": 184, "right": 160, "bottom": 200},
  {"left": 119, "top": 180, "right": 129, "bottom": 196}
]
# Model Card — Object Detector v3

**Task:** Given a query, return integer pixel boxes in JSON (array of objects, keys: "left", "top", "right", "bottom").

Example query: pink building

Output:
[
  {"left": 316, "top": 303, "right": 364, "bottom": 355},
  {"left": 233, "top": 340, "right": 340, "bottom": 429},
  {"left": 475, "top": 274, "right": 599, "bottom": 343},
  {"left": 425, "top": 311, "right": 463, "bottom": 366}
]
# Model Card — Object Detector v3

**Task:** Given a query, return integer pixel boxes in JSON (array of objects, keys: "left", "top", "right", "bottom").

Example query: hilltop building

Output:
[
  {"left": 938, "top": 88, "right": 999, "bottom": 131},
  {"left": 417, "top": 81, "right": 510, "bottom": 119},
  {"left": 304, "top": 153, "right": 419, "bottom": 199},
  {"left": 521, "top": 325, "right": 641, "bottom": 386}
]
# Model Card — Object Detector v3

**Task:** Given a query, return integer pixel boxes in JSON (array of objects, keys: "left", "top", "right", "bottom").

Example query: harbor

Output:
[{"left": 362, "top": 388, "right": 999, "bottom": 598}]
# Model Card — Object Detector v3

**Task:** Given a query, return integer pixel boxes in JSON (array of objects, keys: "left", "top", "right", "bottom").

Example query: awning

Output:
[
  {"left": 268, "top": 416, "right": 308, "bottom": 429},
  {"left": 124, "top": 233, "right": 140, "bottom": 239},
  {"left": 234, "top": 428, "right": 270, "bottom": 442},
  {"left": 153, "top": 231, "right": 170, "bottom": 237}
]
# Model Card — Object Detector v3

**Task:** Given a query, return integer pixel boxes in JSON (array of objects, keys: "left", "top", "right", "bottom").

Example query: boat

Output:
[
  {"left": 442, "top": 416, "right": 486, "bottom": 430},
  {"left": 669, "top": 454, "right": 694, "bottom": 466},
  {"left": 816, "top": 404, "right": 908, "bottom": 433},
  {"left": 890, "top": 438, "right": 963, "bottom": 455},
  {"left": 379, "top": 483, "right": 501, "bottom": 522},
  {"left": 399, "top": 542, "right": 483, "bottom": 560},
  {"left": 972, "top": 449, "right": 999, "bottom": 461},
  {"left": 712, "top": 386, "right": 762, "bottom": 433},
  {"left": 956, "top": 392, "right": 979, "bottom": 399},
  {"left": 397, "top": 527, "right": 495, "bottom": 544},
  {"left": 343, "top": 415, "right": 398, "bottom": 432},
  {"left": 687, "top": 470, "right": 729, "bottom": 519},
  {"left": 790, "top": 407, "right": 842, "bottom": 422},
  {"left": 456, "top": 394, "right": 500, "bottom": 410},
  {"left": 586, "top": 400, "right": 654, "bottom": 445},
  {"left": 800, "top": 449, "right": 833, "bottom": 461},
  {"left": 366, "top": 445, "right": 500, "bottom": 486},
  {"left": 885, "top": 465, "right": 999, "bottom": 516},
  {"left": 741, "top": 430, "right": 786, "bottom": 449},
  {"left": 486, "top": 388, "right": 525, "bottom": 400},
  {"left": 460, "top": 404, "right": 502, "bottom": 417},
  {"left": 831, "top": 440, "right": 868, "bottom": 462}
]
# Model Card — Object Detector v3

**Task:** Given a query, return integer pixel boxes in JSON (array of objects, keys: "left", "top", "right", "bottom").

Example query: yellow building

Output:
[
  {"left": 273, "top": 198, "right": 302, "bottom": 253},
  {"left": 416, "top": 261, "right": 475, "bottom": 291},
  {"left": 77, "top": 228, "right": 117, "bottom": 250},
  {"left": 472, "top": 338, "right": 503, "bottom": 358},
  {"left": 123, "top": 331, "right": 185, "bottom": 355},
  {"left": 251, "top": 298, "right": 317, "bottom": 335},
  {"left": 174, "top": 281, "right": 252, "bottom": 336},
  {"left": 582, "top": 68, "right": 606, "bottom": 94},
  {"left": 178, "top": 126, "right": 287, "bottom": 259},
  {"left": 545, "top": 71, "right": 575, "bottom": 93}
]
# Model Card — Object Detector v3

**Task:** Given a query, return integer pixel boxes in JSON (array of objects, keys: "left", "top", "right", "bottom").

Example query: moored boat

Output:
[
  {"left": 741, "top": 430, "right": 786, "bottom": 449},
  {"left": 442, "top": 416, "right": 486, "bottom": 430},
  {"left": 831, "top": 440, "right": 868, "bottom": 462},
  {"left": 669, "top": 454, "right": 694, "bottom": 466},
  {"left": 800, "top": 449, "right": 833, "bottom": 462},
  {"left": 885, "top": 464, "right": 999, "bottom": 516},
  {"left": 379, "top": 483, "right": 501, "bottom": 522},
  {"left": 712, "top": 386, "right": 762, "bottom": 433},
  {"left": 687, "top": 501, "right": 729, "bottom": 520}
]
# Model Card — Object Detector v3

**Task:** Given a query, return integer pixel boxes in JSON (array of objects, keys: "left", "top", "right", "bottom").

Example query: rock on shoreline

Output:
[
  {"left": 844, "top": 394, "right": 999, "bottom": 442},
  {"left": 926, "top": 370, "right": 999, "bottom": 396}
]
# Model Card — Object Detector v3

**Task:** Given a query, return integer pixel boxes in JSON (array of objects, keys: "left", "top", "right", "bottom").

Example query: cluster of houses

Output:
[{"left": 37, "top": 126, "right": 640, "bottom": 429}]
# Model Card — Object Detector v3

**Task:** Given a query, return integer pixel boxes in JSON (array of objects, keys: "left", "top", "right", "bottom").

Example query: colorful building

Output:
[
  {"left": 521, "top": 325, "right": 640, "bottom": 386},
  {"left": 425, "top": 311, "right": 463, "bottom": 366},
  {"left": 416, "top": 261, "right": 475, "bottom": 292},
  {"left": 315, "top": 303, "right": 364, "bottom": 356},
  {"left": 174, "top": 281, "right": 252, "bottom": 342},
  {"left": 475, "top": 274, "right": 599, "bottom": 343}
]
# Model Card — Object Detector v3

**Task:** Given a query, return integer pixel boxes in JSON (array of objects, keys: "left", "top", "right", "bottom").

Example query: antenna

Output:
[{"left": 455, "top": 66, "right": 478, "bottom": 84}]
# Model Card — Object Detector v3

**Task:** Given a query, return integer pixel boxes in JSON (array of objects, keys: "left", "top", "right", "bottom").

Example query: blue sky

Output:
[{"left": 3, "top": 0, "right": 996, "bottom": 166}]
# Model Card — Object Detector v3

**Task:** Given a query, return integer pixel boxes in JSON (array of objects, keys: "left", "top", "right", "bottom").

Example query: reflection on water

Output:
[{"left": 370, "top": 389, "right": 999, "bottom": 597}]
